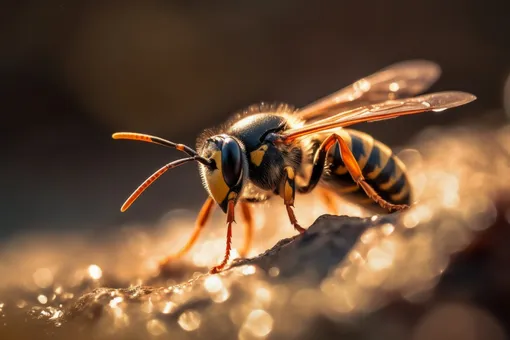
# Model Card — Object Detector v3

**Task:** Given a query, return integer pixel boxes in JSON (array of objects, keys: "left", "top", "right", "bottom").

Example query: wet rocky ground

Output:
[{"left": 1, "top": 125, "right": 510, "bottom": 340}]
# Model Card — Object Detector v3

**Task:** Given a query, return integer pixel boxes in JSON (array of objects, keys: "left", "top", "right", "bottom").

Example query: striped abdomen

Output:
[{"left": 314, "top": 129, "right": 412, "bottom": 210}]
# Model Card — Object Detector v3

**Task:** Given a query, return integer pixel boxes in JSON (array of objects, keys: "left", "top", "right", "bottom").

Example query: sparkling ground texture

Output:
[{"left": 1, "top": 124, "right": 510, "bottom": 340}]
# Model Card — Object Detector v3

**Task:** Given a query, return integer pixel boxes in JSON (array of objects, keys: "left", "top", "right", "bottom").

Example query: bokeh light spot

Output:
[
  {"left": 88, "top": 264, "right": 103, "bottom": 280},
  {"left": 178, "top": 310, "right": 201, "bottom": 331},
  {"left": 33, "top": 268, "right": 54, "bottom": 288}
]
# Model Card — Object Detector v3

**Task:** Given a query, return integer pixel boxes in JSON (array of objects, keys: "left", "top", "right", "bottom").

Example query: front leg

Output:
[
  {"left": 279, "top": 166, "right": 306, "bottom": 234},
  {"left": 209, "top": 200, "right": 236, "bottom": 274}
]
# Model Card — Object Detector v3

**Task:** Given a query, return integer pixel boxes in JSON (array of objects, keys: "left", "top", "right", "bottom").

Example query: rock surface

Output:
[
  {"left": 1, "top": 125, "right": 510, "bottom": 340},
  {"left": 1, "top": 206, "right": 510, "bottom": 340}
]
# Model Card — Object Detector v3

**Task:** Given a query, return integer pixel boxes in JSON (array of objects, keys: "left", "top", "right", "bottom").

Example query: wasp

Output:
[{"left": 112, "top": 60, "right": 476, "bottom": 273}]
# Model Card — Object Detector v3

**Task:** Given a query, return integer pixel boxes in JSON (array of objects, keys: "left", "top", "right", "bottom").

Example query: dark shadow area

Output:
[{"left": 2, "top": 0, "right": 509, "bottom": 238}]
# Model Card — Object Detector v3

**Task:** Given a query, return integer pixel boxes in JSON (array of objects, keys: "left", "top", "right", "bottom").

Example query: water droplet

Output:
[
  {"left": 255, "top": 287, "right": 272, "bottom": 307},
  {"left": 268, "top": 267, "right": 280, "bottom": 277},
  {"left": 33, "top": 268, "right": 54, "bottom": 288},
  {"left": 211, "top": 288, "right": 230, "bottom": 303},
  {"left": 140, "top": 299, "right": 153, "bottom": 314},
  {"left": 381, "top": 223, "right": 395, "bottom": 236},
  {"left": 109, "top": 296, "right": 123, "bottom": 308},
  {"left": 204, "top": 275, "right": 223, "bottom": 293},
  {"left": 16, "top": 300, "right": 27, "bottom": 308},
  {"left": 355, "top": 79, "right": 371, "bottom": 92},
  {"left": 37, "top": 295, "right": 48, "bottom": 305},
  {"left": 178, "top": 310, "right": 201, "bottom": 331},
  {"left": 241, "top": 309, "right": 274, "bottom": 338},
  {"left": 367, "top": 242, "right": 396, "bottom": 271},
  {"left": 241, "top": 265, "right": 256, "bottom": 276},
  {"left": 162, "top": 301, "right": 176, "bottom": 314},
  {"left": 403, "top": 212, "right": 420, "bottom": 229},
  {"left": 88, "top": 264, "right": 102, "bottom": 280},
  {"left": 146, "top": 319, "right": 167, "bottom": 336},
  {"left": 61, "top": 292, "right": 74, "bottom": 300},
  {"left": 49, "top": 309, "right": 64, "bottom": 320},
  {"left": 361, "top": 229, "right": 378, "bottom": 244}
]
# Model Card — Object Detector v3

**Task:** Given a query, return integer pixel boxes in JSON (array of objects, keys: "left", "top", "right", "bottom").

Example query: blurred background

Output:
[{"left": 2, "top": 0, "right": 509, "bottom": 240}]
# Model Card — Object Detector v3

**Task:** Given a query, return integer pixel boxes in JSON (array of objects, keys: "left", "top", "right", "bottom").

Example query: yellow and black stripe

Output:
[{"left": 318, "top": 129, "right": 412, "bottom": 209}]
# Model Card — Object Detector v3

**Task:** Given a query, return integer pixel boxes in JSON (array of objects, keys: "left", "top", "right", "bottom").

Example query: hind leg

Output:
[{"left": 299, "top": 133, "right": 409, "bottom": 212}]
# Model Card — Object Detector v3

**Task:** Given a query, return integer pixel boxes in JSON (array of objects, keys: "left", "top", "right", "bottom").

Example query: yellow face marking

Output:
[
  {"left": 250, "top": 145, "right": 269, "bottom": 166},
  {"left": 206, "top": 151, "right": 230, "bottom": 204},
  {"left": 228, "top": 192, "right": 237, "bottom": 200},
  {"left": 366, "top": 141, "right": 392, "bottom": 180}
]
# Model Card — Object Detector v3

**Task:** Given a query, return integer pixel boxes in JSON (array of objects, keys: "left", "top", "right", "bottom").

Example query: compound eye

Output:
[{"left": 221, "top": 137, "right": 243, "bottom": 187}]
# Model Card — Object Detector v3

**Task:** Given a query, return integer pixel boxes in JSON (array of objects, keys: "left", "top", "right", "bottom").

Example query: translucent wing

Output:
[
  {"left": 281, "top": 91, "right": 476, "bottom": 142},
  {"left": 296, "top": 60, "right": 442, "bottom": 121}
]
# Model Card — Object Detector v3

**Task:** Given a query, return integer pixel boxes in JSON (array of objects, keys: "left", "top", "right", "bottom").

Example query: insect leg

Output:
[
  {"left": 302, "top": 133, "right": 409, "bottom": 212},
  {"left": 358, "top": 181, "right": 409, "bottom": 212},
  {"left": 239, "top": 201, "right": 254, "bottom": 257},
  {"left": 159, "top": 197, "right": 216, "bottom": 268},
  {"left": 280, "top": 166, "right": 306, "bottom": 233},
  {"left": 210, "top": 200, "right": 236, "bottom": 274}
]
